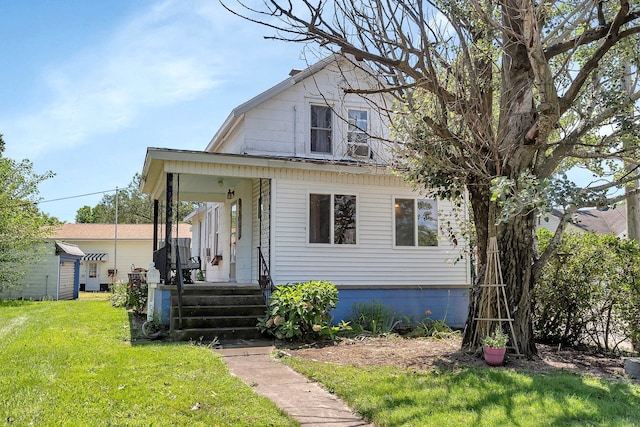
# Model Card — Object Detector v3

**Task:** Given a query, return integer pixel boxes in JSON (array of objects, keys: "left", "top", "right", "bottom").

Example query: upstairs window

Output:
[
  {"left": 309, "top": 193, "right": 357, "bottom": 244},
  {"left": 394, "top": 198, "right": 438, "bottom": 246},
  {"left": 347, "top": 109, "right": 371, "bottom": 158},
  {"left": 311, "top": 105, "right": 332, "bottom": 153}
]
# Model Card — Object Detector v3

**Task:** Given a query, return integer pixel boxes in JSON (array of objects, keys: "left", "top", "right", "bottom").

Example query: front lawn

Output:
[
  {"left": 0, "top": 299, "right": 297, "bottom": 426},
  {"left": 285, "top": 356, "right": 640, "bottom": 426}
]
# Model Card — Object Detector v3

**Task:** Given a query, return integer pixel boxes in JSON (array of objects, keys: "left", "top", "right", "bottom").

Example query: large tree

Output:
[
  {"left": 0, "top": 134, "right": 57, "bottom": 291},
  {"left": 226, "top": 1, "right": 640, "bottom": 356},
  {"left": 75, "top": 173, "right": 196, "bottom": 224}
]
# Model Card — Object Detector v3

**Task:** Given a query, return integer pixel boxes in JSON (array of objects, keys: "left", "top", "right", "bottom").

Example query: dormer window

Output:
[{"left": 311, "top": 105, "right": 332, "bottom": 153}]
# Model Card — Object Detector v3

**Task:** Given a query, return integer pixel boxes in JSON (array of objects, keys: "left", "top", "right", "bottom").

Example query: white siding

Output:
[
  {"left": 217, "top": 60, "right": 393, "bottom": 162},
  {"left": 271, "top": 175, "right": 470, "bottom": 287},
  {"left": 76, "top": 241, "right": 154, "bottom": 285}
]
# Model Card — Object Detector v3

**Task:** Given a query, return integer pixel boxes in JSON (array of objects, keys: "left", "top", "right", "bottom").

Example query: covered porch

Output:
[{"left": 140, "top": 148, "right": 274, "bottom": 292}]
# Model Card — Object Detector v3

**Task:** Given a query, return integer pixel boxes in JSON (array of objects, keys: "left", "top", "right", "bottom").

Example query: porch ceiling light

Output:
[
  {"left": 227, "top": 189, "right": 234, "bottom": 200},
  {"left": 217, "top": 179, "right": 224, "bottom": 188}
]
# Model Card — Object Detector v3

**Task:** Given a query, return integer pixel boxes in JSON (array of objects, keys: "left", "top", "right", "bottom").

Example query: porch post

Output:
[
  {"left": 165, "top": 173, "right": 173, "bottom": 284},
  {"left": 153, "top": 199, "right": 159, "bottom": 251}
]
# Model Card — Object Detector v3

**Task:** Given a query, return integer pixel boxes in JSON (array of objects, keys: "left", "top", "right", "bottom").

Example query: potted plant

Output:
[{"left": 482, "top": 329, "right": 508, "bottom": 366}]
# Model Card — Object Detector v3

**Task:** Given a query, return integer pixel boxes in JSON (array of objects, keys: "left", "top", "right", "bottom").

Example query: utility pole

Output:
[{"left": 114, "top": 186, "right": 119, "bottom": 283}]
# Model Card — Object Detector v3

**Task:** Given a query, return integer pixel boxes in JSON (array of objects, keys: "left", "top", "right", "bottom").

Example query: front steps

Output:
[{"left": 170, "top": 285, "right": 268, "bottom": 342}]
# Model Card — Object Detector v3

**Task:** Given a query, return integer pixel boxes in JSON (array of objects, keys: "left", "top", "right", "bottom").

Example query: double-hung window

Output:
[
  {"left": 347, "top": 109, "right": 372, "bottom": 158},
  {"left": 309, "top": 193, "right": 357, "bottom": 244},
  {"left": 310, "top": 105, "right": 332, "bottom": 153},
  {"left": 348, "top": 109, "right": 368, "bottom": 144},
  {"left": 394, "top": 198, "right": 438, "bottom": 246}
]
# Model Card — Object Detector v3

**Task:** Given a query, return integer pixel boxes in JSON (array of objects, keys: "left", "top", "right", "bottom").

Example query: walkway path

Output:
[{"left": 214, "top": 344, "right": 373, "bottom": 427}]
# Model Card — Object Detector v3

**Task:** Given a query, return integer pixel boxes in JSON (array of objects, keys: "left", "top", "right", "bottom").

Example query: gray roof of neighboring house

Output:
[{"left": 552, "top": 207, "right": 628, "bottom": 235}]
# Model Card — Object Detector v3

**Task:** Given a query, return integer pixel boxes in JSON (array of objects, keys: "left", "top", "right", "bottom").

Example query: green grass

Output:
[
  {"left": 0, "top": 299, "right": 297, "bottom": 426},
  {"left": 284, "top": 357, "right": 640, "bottom": 427}
]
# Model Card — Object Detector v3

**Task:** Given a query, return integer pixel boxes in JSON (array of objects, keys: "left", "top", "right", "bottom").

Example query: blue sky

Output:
[{"left": 0, "top": 1, "right": 309, "bottom": 222}]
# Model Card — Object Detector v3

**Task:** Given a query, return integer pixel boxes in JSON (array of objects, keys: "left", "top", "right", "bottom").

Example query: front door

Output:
[
  {"left": 86, "top": 262, "right": 100, "bottom": 291},
  {"left": 229, "top": 201, "right": 237, "bottom": 282}
]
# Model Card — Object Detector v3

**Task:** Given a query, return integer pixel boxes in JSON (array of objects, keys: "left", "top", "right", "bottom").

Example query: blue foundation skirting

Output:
[
  {"left": 331, "top": 287, "right": 469, "bottom": 328},
  {"left": 154, "top": 286, "right": 470, "bottom": 329}
]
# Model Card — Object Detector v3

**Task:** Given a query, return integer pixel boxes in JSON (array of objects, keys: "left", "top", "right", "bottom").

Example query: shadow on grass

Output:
[{"left": 354, "top": 365, "right": 639, "bottom": 426}]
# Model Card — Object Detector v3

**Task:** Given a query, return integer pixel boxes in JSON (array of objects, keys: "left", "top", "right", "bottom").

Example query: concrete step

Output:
[
  {"left": 173, "top": 304, "right": 266, "bottom": 317},
  {"left": 176, "top": 286, "right": 263, "bottom": 296},
  {"left": 172, "top": 315, "right": 259, "bottom": 329},
  {"left": 173, "top": 326, "right": 266, "bottom": 342},
  {"left": 172, "top": 294, "right": 265, "bottom": 307}
]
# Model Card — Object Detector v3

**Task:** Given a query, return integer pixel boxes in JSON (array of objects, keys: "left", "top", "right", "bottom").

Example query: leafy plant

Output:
[
  {"left": 109, "top": 281, "right": 148, "bottom": 315},
  {"left": 482, "top": 329, "right": 509, "bottom": 348},
  {"left": 257, "top": 281, "right": 341, "bottom": 341},
  {"left": 535, "top": 229, "right": 640, "bottom": 352},
  {"left": 407, "top": 310, "right": 454, "bottom": 339},
  {"left": 349, "top": 299, "right": 399, "bottom": 335}
]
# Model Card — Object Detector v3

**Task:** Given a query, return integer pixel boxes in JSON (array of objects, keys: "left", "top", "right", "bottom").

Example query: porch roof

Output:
[{"left": 140, "top": 147, "right": 394, "bottom": 202}]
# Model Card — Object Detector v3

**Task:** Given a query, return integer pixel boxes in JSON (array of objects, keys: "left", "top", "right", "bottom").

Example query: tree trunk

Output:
[
  {"left": 461, "top": 182, "right": 490, "bottom": 349},
  {"left": 462, "top": 183, "right": 538, "bottom": 357},
  {"left": 499, "top": 211, "right": 537, "bottom": 356}
]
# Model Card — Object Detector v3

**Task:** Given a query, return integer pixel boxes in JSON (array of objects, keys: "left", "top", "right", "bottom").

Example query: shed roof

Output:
[
  {"left": 52, "top": 223, "right": 191, "bottom": 241},
  {"left": 55, "top": 241, "right": 85, "bottom": 257}
]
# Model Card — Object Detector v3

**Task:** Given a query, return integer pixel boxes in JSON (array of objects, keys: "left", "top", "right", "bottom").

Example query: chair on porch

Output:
[{"left": 153, "top": 238, "right": 201, "bottom": 284}]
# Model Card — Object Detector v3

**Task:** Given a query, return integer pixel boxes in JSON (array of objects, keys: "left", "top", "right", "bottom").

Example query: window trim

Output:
[
  {"left": 392, "top": 196, "right": 439, "bottom": 248},
  {"left": 307, "top": 191, "right": 359, "bottom": 246}
]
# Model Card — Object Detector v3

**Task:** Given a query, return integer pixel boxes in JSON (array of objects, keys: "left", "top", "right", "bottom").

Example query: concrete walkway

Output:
[{"left": 214, "top": 344, "right": 373, "bottom": 427}]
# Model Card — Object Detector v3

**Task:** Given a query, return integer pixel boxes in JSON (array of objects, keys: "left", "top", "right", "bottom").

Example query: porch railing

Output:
[{"left": 258, "top": 247, "right": 274, "bottom": 306}]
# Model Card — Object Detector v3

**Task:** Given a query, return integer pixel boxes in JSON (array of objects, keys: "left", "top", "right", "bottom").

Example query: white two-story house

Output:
[{"left": 140, "top": 54, "right": 470, "bottom": 327}]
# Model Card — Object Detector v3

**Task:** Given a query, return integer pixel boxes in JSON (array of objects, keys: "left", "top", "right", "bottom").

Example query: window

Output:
[
  {"left": 89, "top": 262, "right": 97, "bottom": 278},
  {"left": 394, "top": 198, "right": 438, "bottom": 246},
  {"left": 348, "top": 109, "right": 368, "bottom": 144},
  {"left": 309, "top": 193, "right": 357, "bottom": 244},
  {"left": 311, "top": 105, "right": 332, "bottom": 153}
]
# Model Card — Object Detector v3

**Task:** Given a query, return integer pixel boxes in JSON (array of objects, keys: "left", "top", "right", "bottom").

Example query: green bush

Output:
[
  {"left": 257, "top": 281, "right": 343, "bottom": 341},
  {"left": 109, "top": 281, "right": 148, "bottom": 315},
  {"left": 536, "top": 229, "right": 640, "bottom": 352}
]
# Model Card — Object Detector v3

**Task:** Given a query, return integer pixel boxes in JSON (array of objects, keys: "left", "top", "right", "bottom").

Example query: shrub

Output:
[
  {"left": 535, "top": 229, "right": 640, "bottom": 352},
  {"left": 109, "top": 281, "right": 148, "bottom": 315},
  {"left": 257, "top": 281, "right": 342, "bottom": 341}
]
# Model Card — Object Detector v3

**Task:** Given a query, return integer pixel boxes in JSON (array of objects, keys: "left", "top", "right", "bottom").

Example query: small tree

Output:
[{"left": 0, "top": 134, "right": 56, "bottom": 291}]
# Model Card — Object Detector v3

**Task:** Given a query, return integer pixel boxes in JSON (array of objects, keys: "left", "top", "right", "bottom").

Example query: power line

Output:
[{"left": 37, "top": 186, "right": 134, "bottom": 204}]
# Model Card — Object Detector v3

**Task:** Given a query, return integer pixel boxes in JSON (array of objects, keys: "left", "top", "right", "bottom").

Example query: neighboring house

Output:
[
  {"left": 53, "top": 223, "right": 192, "bottom": 291},
  {"left": 0, "top": 241, "right": 84, "bottom": 300},
  {"left": 141, "top": 54, "right": 471, "bottom": 326},
  {"left": 539, "top": 207, "right": 628, "bottom": 238}
]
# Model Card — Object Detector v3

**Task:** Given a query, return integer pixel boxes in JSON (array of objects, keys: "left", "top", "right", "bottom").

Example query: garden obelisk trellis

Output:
[{"left": 473, "top": 236, "right": 520, "bottom": 356}]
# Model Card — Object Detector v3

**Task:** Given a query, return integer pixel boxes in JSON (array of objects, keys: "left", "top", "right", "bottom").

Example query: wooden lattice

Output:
[{"left": 473, "top": 237, "right": 520, "bottom": 355}]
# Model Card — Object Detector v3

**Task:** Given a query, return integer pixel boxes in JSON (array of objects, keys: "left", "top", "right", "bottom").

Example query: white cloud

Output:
[{"left": 4, "top": 0, "right": 229, "bottom": 158}]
